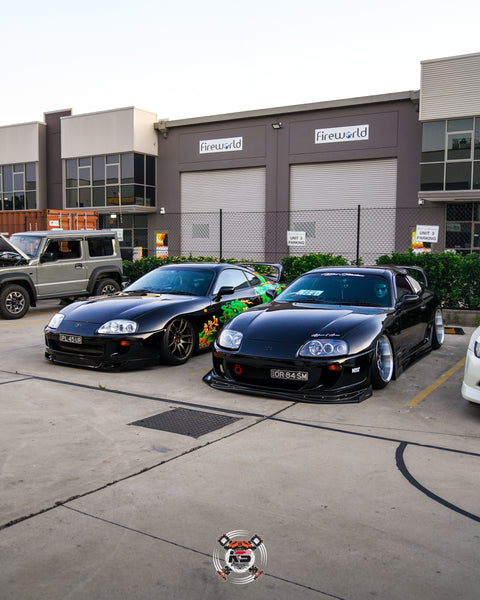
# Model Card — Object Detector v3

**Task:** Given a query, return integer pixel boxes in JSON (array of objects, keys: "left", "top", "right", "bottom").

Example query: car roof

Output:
[
  {"left": 159, "top": 263, "right": 248, "bottom": 272},
  {"left": 310, "top": 265, "right": 411, "bottom": 277},
  {"left": 11, "top": 230, "right": 117, "bottom": 238}
]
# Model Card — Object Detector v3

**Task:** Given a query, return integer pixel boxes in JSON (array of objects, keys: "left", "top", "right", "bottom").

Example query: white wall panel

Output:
[
  {"left": 420, "top": 53, "right": 480, "bottom": 121},
  {"left": 61, "top": 107, "right": 158, "bottom": 158},
  {"left": 0, "top": 122, "right": 44, "bottom": 164}
]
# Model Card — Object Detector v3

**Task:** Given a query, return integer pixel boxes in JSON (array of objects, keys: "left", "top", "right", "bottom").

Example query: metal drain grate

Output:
[{"left": 129, "top": 407, "right": 241, "bottom": 438}]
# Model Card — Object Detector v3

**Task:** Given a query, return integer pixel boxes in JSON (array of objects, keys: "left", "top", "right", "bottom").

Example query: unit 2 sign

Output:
[{"left": 415, "top": 225, "right": 439, "bottom": 243}]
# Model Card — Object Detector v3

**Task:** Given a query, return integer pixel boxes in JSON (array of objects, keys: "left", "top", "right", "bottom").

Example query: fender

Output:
[
  {"left": 0, "top": 272, "right": 37, "bottom": 306},
  {"left": 87, "top": 266, "right": 123, "bottom": 294}
]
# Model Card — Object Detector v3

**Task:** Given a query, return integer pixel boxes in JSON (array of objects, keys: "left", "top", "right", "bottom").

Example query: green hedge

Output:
[
  {"left": 122, "top": 251, "right": 480, "bottom": 310},
  {"left": 281, "top": 253, "right": 349, "bottom": 282},
  {"left": 376, "top": 250, "right": 480, "bottom": 309}
]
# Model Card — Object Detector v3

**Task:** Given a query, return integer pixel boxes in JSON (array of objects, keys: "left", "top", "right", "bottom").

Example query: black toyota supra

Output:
[
  {"left": 44, "top": 262, "right": 282, "bottom": 369},
  {"left": 203, "top": 266, "right": 444, "bottom": 403}
]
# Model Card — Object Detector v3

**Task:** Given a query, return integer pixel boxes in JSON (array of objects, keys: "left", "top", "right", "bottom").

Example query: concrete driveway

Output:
[{"left": 0, "top": 300, "right": 479, "bottom": 599}]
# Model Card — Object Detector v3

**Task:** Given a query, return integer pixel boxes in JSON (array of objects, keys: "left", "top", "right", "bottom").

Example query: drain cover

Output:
[{"left": 129, "top": 407, "right": 241, "bottom": 438}]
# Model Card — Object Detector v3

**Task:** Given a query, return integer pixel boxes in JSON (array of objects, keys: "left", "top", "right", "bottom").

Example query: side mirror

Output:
[
  {"left": 265, "top": 288, "right": 277, "bottom": 300},
  {"left": 214, "top": 286, "right": 235, "bottom": 301},
  {"left": 398, "top": 293, "right": 420, "bottom": 305}
]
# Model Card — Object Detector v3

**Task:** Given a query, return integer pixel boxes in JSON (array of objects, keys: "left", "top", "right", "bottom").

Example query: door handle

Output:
[{"left": 74, "top": 263, "right": 83, "bottom": 269}]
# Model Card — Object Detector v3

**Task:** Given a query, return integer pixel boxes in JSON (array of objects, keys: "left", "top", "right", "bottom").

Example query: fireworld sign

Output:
[
  {"left": 199, "top": 137, "right": 243, "bottom": 154},
  {"left": 315, "top": 124, "right": 369, "bottom": 144}
]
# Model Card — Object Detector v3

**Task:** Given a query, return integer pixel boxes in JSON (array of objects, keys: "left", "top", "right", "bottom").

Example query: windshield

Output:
[
  {"left": 277, "top": 272, "right": 392, "bottom": 307},
  {"left": 125, "top": 267, "right": 215, "bottom": 296},
  {"left": 9, "top": 234, "right": 43, "bottom": 258}
]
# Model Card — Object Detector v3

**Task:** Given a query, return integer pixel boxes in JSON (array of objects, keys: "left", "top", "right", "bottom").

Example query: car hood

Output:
[
  {"left": 60, "top": 293, "right": 204, "bottom": 323},
  {"left": 227, "top": 301, "right": 388, "bottom": 355},
  {"left": 0, "top": 234, "right": 30, "bottom": 261}
]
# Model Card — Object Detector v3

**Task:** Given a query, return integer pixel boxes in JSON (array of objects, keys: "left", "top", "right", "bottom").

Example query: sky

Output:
[{"left": 2, "top": 0, "right": 480, "bottom": 127}]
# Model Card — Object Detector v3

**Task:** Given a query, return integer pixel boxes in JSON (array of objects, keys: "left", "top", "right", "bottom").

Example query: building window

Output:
[
  {"left": 444, "top": 202, "right": 480, "bottom": 253},
  {"left": 421, "top": 118, "right": 480, "bottom": 191},
  {"left": 0, "top": 162, "right": 37, "bottom": 210},
  {"left": 99, "top": 213, "right": 148, "bottom": 260},
  {"left": 65, "top": 152, "right": 156, "bottom": 208}
]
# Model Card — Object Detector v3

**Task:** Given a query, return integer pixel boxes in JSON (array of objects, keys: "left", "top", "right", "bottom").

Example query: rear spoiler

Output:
[
  {"left": 395, "top": 265, "right": 428, "bottom": 288},
  {"left": 237, "top": 262, "right": 284, "bottom": 283}
]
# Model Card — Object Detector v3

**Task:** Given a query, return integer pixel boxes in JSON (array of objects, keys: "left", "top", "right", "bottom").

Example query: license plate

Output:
[
  {"left": 270, "top": 369, "right": 308, "bottom": 381},
  {"left": 59, "top": 334, "right": 82, "bottom": 344}
]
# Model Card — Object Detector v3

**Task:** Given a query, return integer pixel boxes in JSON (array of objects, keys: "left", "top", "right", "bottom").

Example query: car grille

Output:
[{"left": 51, "top": 338, "right": 107, "bottom": 357}]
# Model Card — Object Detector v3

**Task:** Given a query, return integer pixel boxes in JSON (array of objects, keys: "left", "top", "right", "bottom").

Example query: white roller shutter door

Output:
[
  {"left": 180, "top": 168, "right": 266, "bottom": 259},
  {"left": 290, "top": 159, "right": 398, "bottom": 262}
]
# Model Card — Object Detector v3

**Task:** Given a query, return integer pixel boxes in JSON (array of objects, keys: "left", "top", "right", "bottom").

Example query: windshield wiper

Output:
[
  {"left": 165, "top": 290, "right": 195, "bottom": 295},
  {"left": 289, "top": 298, "right": 329, "bottom": 304},
  {"left": 121, "top": 289, "right": 154, "bottom": 295}
]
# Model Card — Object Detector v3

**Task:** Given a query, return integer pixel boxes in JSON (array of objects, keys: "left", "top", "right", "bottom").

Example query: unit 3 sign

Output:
[{"left": 415, "top": 225, "right": 439, "bottom": 243}]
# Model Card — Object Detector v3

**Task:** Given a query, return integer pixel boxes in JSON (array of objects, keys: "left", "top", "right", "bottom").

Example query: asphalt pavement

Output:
[{"left": 0, "top": 300, "right": 479, "bottom": 600}]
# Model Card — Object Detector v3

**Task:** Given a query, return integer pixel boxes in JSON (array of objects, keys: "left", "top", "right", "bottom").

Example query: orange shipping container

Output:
[{"left": 0, "top": 210, "right": 99, "bottom": 236}]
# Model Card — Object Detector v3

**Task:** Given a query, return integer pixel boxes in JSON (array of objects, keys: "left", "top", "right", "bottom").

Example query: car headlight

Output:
[
  {"left": 47, "top": 313, "right": 65, "bottom": 329},
  {"left": 218, "top": 329, "right": 243, "bottom": 350},
  {"left": 97, "top": 320, "right": 138, "bottom": 334},
  {"left": 299, "top": 339, "right": 349, "bottom": 357},
  {"left": 474, "top": 341, "right": 480, "bottom": 358}
]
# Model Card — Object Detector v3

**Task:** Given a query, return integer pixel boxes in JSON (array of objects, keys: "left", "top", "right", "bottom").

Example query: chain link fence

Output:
[{"left": 176, "top": 206, "right": 446, "bottom": 264}]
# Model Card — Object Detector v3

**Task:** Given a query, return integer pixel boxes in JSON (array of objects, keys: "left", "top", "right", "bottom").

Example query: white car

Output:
[{"left": 461, "top": 326, "right": 480, "bottom": 404}]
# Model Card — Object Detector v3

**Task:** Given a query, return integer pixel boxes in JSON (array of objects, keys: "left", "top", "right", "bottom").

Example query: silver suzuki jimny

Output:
[{"left": 0, "top": 230, "right": 123, "bottom": 319}]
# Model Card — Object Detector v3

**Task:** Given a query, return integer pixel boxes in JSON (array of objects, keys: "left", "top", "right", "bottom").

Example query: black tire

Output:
[
  {"left": 0, "top": 284, "right": 30, "bottom": 319},
  {"left": 431, "top": 308, "right": 445, "bottom": 350},
  {"left": 371, "top": 334, "right": 394, "bottom": 389},
  {"left": 160, "top": 317, "right": 196, "bottom": 365},
  {"left": 94, "top": 278, "right": 121, "bottom": 296}
]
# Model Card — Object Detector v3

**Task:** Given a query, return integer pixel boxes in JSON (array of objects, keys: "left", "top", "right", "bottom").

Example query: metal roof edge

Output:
[{"left": 156, "top": 91, "right": 420, "bottom": 129}]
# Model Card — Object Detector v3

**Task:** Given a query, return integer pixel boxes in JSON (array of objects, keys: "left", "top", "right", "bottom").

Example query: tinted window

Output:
[
  {"left": 121, "top": 153, "right": 134, "bottom": 183},
  {"left": 447, "top": 133, "right": 472, "bottom": 161},
  {"left": 213, "top": 269, "right": 250, "bottom": 293},
  {"left": 127, "top": 267, "right": 214, "bottom": 296},
  {"left": 421, "top": 121, "right": 445, "bottom": 162},
  {"left": 93, "top": 156, "right": 105, "bottom": 185},
  {"left": 395, "top": 274, "right": 414, "bottom": 300},
  {"left": 278, "top": 272, "right": 391, "bottom": 306},
  {"left": 420, "top": 163, "right": 444, "bottom": 191},
  {"left": 245, "top": 271, "right": 263, "bottom": 286},
  {"left": 47, "top": 239, "right": 82, "bottom": 260},
  {"left": 446, "top": 162, "right": 471, "bottom": 190},
  {"left": 88, "top": 237, "right": 114, "bottom": 257}
]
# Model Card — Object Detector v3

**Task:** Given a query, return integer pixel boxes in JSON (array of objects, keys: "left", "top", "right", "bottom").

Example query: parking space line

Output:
[
  {"left": 406, "top": 358, "right": 466, "bottom": 407},
  {"left": 0, "top": 320, "right": 48, "bottom": 328}
]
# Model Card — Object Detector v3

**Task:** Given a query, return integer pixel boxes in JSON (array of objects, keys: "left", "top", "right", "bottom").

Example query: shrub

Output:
[
  {"left": 281, "top": 253, "right": 349, "bottom": 283},
  {"left": 376, "top": 250, "right": 480, "bottom": 309}
]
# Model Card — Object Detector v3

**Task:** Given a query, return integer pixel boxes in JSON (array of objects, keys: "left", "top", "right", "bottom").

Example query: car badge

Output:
[
  {"left": 264, "top": 345, "right": 272, "bottom": 351},
  {"left": 75, "top": 322, "right": 81, "bottom": 328}
]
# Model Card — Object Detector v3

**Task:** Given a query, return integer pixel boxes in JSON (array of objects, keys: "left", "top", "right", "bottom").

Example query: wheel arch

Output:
[
  {"left": 0, "top": 274, "right": 36, "bottom": 307},
  {"left": 87, "top": 267, "right": 123, "bottom": 294}
]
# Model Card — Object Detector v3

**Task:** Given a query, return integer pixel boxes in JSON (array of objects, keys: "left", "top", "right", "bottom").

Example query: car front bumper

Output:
[
  {"left": 203, "top": 348, "right": 374, "bottom": 403},
  {"left": 44, "top": 331, "right": 162, "bottom": 369},
  {"left": 461, "top": 348, "right": 480, "bottom": 404}
]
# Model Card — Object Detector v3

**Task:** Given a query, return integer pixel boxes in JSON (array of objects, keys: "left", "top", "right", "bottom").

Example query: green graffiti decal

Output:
[
  {"left": 198, "top": 299, "right": 253, "bottom": 349},
  {"left": 197, "top": 283, "right": 281, "bottom": 349}
]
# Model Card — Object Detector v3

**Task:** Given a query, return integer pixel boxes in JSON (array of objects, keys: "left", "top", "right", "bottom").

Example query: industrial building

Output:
[{"left": 1, "top": 52, "right": 479, "bottom": 261}]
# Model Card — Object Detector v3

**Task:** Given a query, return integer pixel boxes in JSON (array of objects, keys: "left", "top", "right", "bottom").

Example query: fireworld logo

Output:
[{"left": 213, "top": 530, "right": 267, "bottom": 584}]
